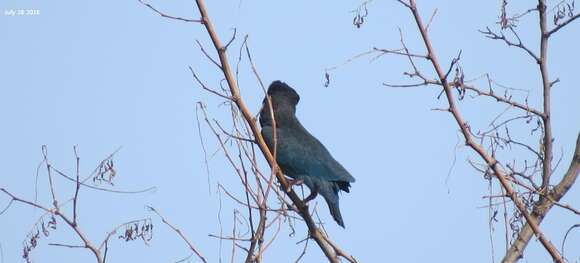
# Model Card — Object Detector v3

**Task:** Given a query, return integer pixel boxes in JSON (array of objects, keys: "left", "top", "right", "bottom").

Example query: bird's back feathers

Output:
[{"left": 261, "top": 125, "right": 355, "bottom": 185}]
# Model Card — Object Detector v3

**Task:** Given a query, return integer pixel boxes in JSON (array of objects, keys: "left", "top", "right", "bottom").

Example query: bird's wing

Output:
[{"left": 261, "top": 126, "right": 355, "bottom": 183}]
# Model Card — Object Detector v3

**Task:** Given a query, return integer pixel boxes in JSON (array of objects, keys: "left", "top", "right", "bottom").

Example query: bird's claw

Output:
[
  {"left": 301, "top": 192, "right": 317, "bottom": 205},
  {"left": 284, "top": 178, "right": 304, "bottom": 192}
]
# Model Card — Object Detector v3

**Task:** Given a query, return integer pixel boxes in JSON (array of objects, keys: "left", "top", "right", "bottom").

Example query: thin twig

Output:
[
  {"left": 189, "top": 66, "right": 233, "bottom": 100},
  {"left": 148, "top": 206, "right": 207, "bottom": 263},
  {"left": 547, "top": 12, "right": 580, "bottom": 37},
  {"left": 73, "top": 146, "right": 80, "bottom": 225},
  {"left": 138, "top": 0, "right": 202, "bottom": 23}
]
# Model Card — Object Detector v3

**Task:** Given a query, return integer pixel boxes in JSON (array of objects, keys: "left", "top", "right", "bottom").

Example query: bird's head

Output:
[
  {"left": 259, "top": 80, "right": 300, "bottom": 127},
  {"left": 266, "top": 80, "right": 300, "bottom": 107}
]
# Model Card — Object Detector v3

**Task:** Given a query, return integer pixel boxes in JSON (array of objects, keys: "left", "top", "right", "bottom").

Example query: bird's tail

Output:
[{"left": 323, "top": 194, "right": 345, "bottom": 228}]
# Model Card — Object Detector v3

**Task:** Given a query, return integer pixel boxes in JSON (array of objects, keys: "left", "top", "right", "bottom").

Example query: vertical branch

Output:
[
  {"left": 231, "top": 212, "right": 237, "bottom": 263},
  {"left": 487, "top": 179, "right": 496, "bottom": 263},
  {"left": 42, "top": 146, "right": 59, "bottom": 208},
  {"left": 262, "top": 96, "right": 278, "bottom": 200},
  {"left": 73, "top": 146, "right": 81, "bottom": 225},
  {"left": 538, "top": 0, "right": 553, "bottom": 191},
  {"left": 241, "top": 159, "right": 256, "bottom": 262},
  {"left": 500, "top": 186, "right": 509, "bottom": 255},
  {"left": 245, "top": 203, "right": 266, "bottom": 263}
]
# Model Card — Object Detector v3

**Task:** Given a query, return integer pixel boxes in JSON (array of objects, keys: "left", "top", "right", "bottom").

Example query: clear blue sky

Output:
[{"left": 1, "top": 0, "right": 578, "bottom": 262}]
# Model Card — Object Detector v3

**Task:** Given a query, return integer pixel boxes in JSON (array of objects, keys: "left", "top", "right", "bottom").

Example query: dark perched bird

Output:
[{"left": 259, "top": 80, "right": 355, "bottom": 227}]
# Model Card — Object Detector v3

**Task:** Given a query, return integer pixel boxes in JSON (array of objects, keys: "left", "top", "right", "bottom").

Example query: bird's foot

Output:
[
  {"left": 284, "top": 178, "right": 304, "bottom": 192},
  {"left": 301, "top": 192, "right": 317, "bottom": 206}
]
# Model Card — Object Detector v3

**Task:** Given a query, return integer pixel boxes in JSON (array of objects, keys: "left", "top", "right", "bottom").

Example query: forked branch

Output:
[{"left": 398, "top": 0, "right": 564, "bottom": 262}]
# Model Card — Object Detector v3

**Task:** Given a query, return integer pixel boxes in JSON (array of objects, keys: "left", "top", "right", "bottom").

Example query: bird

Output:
[{"left": 259, "top": 80, "right": 355, "bottom": 227}]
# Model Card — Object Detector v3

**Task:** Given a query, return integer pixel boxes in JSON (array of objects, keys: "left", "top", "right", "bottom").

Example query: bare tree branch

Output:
[
  {"left": 480, "top": 27, "right": 539, "bottom": 62},
  {"left": 147, "top": 206, "right": 207, "bottom": 263},
  {"left": 503, "top": 133, "right": 579, "bottom": 262},
  {"left": 449, "top": 81, "right": 544, "bottom": 117},
  {"left": 399, "top": 1, "right": 564, "bottom": 262},
  {"left": 537, "top": 0, "right": 554, "bottom": 193},
  {"left": 137, "top": 0, "right": 201, "bottom": 23},
  {"left": 547, "top": 12, "right": 580, "bottom": 37},
  {"left": 1, "top": 188, "right": 104, "bottom": 263}
]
